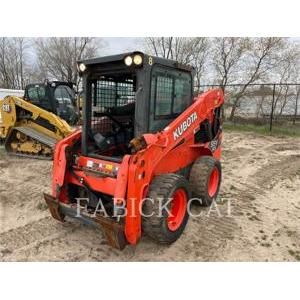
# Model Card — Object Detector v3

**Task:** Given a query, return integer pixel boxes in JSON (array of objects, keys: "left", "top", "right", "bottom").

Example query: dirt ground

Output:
[{"left": 0, "top": 131, "right": 300, "bottom": 261}]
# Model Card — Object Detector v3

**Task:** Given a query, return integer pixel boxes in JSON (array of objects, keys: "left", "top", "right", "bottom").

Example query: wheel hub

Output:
[
  {"left": 208, "top": 166, "right": 220, "bottom": 198},
  {"left": 167, "top": 188, "right": 187, "bottom": 231}
]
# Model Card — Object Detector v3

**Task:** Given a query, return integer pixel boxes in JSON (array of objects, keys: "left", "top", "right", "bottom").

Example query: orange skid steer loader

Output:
[{"left": 44, "top": 52, "right": 224, "bottom": 249}]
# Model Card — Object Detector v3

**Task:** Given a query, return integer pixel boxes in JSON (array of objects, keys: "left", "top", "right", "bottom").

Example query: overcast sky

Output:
[
  {"left": 24, "top": 37, "right": 300, "bottom": 63},
  {"left": 102, "top": 37, "right": 143, "bottom": 55},
  {"left": 102, "top": 37, "right": 300, "bottom": 55}
]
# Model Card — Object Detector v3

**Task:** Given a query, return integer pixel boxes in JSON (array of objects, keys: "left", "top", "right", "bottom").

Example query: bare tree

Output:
[
  {"left": 289, "top": 49, "right": 300, "bottom": 124},
  {"left": 191, "top": 38, "right": 211, "bottom": 88},
  {"left": 35, "top": 37, "right": 103, "bottom": 88},
  {"left": 145, "top": 37, "right": 174, "bottom": 59},
  {"left": 0, "top": 37, "right": 31, "bottom": 89},
  {"left": 212, "top": 37, "right": 249, "bottom": 91},
  {"left": 226, "top": 38, "right": 286, "bottom": 120},
  {"left": 272, "top": 44, "right": 300, "bottom": 118},
  {"left": 145, "top": 37, "right": 210, "bottom": 87},
  {"left": 0, "top": 38, "right": 11, "bottom": 88},
  {"left": 11, "top": 38, "right": 30, "bottom": 89},
  {"left": 294, "top": 86, "right": 300, "bottom": 125}
]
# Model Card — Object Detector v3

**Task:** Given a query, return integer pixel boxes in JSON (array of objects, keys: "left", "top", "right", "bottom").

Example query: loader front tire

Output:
[
  {"left": 142, "top": 174, "right": 190, "bottom": 244},
  {"left": 189, "top": 156, "right": 222, "bottom": 206}
]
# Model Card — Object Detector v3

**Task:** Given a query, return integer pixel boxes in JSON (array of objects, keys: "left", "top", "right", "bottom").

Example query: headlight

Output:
[
  {"left": 124, "top": 56, "right": 133, "bottom": 66},
  {"left": 133, "top": 54, "right": 143, "bottom": 65},
  {"left": 79, "top": 63, "right": 86, "bottom": 72}
]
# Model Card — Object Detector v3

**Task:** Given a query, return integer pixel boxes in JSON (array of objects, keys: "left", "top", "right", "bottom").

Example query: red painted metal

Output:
[
  {"left": 52, "top": 129, "right": 81, "bottom": 198},
  {"left": 167, "top": 188, "right": 187, "bottom": 231},
  {"left": 208, "top": 166, "right": 220, "bottom": 197},
  {"left": 48, "top": 88, "right": 224, "bottom": 247}
]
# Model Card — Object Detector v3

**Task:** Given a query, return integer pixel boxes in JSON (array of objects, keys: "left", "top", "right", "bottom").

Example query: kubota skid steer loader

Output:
[{"left": 44, "top": 52, "right": 224, "bottom": 249}]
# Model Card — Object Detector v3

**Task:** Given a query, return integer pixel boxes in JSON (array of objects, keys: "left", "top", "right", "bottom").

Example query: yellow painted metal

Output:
[{"left": 0, "top": 95, "right": 74, "bottom": 157}]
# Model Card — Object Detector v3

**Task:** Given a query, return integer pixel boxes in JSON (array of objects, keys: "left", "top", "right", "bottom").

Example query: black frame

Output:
[
  {"left": 24, "top": 81, "right": 76, "bottom": 114},
  {"left": 79, "top": 52, "right": 195, "bottom": 157},
  {"left": 151, "top": 64, "right": 193, "bottom": 121}
]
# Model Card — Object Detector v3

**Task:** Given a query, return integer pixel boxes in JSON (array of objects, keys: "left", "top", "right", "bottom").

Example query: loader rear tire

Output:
[
  {"left": 142, "top": 174, "right": 190, "bottom": 244},
  {"left": 189, "top": 156, "right": 221, "bottom": 206}
]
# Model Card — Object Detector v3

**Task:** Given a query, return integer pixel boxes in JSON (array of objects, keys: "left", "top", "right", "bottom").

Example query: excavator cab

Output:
[
  {"left": 24, "top": 81, "right": 80, "bottom": 125},
  {"left": 78, "top": 51, "right": 194, "bottom": 161}
]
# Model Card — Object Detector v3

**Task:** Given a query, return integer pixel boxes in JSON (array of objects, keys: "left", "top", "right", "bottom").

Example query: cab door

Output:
[
  {"left": 53, "top": 84, "right": 79, "bottom": 124},
  {"left": 25, "top": 85, "right": 55, "bottom": 113},
  {"left": 149, "top": 65, "right": 193, "bottom": 133}
]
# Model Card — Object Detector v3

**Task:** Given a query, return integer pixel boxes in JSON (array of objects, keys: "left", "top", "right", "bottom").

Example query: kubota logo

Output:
[{"left": 173, "top": 112, "right": 198, "bottom": 140}]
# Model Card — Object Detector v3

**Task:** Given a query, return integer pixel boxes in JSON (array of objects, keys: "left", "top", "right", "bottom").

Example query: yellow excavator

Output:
[{"left": 0, "top": 81, "right": 77, "bottom": 159}]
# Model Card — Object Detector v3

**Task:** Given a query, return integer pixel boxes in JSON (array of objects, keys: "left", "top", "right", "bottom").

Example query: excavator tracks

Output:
[{"left": 4, "top": 126, "right": 57, "bottom": 160}]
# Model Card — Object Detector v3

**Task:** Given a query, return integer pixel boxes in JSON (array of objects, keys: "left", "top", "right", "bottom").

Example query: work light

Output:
[
  {"left": 133, "top": 54, "right": 143, "bottom": 65},
  {"left": 124, "top": 56, "right": 133, "bottom": 66},
  {"left": 79, "top": 63, "right": 86, "bottom": 72}
]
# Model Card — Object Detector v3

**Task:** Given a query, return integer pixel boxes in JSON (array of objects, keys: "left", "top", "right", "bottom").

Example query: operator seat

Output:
[{"left": 91, "top": 102, "right": 136, "bottom": 156}]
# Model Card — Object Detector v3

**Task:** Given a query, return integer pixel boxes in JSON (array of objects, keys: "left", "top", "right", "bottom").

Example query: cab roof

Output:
[
  {"left": 26, "top": 81, "right": 74, "bottom": 88},
  {"left": 78, "top": 51, "right": 194, "bottom": 73}
]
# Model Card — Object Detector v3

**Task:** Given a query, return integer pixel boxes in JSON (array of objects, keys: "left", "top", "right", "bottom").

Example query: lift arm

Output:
[{"left": 125, "top": 89, "right": 224, "bottom": 244}]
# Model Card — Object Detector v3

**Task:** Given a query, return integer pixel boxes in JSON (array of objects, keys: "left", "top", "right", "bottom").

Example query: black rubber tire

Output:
[
  {"left": 142, "top": 174, "right": 190, "bottom": 244},
  {"left": 189, "top": 156, "right": 222, "bottom": 206}
]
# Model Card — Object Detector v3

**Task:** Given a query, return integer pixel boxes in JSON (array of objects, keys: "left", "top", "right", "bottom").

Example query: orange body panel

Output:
[{"left": 50, "top": 89, "right": 224, "bottom": 245}]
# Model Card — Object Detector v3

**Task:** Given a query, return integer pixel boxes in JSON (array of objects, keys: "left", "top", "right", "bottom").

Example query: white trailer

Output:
[{"left": 0, "top": 88, "right": 24, "bottom": 99}]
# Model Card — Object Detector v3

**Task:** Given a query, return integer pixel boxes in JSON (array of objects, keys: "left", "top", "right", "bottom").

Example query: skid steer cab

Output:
[
  {"left": 44, "top": 51, "right": 224, "bottom": 249},
  {"left": 24, "top": 81, "right": 80, "bottom": 125}
]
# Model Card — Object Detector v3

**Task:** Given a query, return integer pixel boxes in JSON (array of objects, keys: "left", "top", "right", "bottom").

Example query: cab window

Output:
[
  {"left": 27, "top": 86, "right": 46, "bottom": 105},
  {"left": 154, "top": 75, "right": 173, "bottom": 116},
  {"left": 54, "top": 85, "right": 75, "bottom": 105},
  {"left": 27, "top": 87, "right": 38, "bottom": 102},
  {"left": 26, "top": 85, "right": 52, "bottom": 110},
  {"left": 152, "top": 67, "right": 191, "bottom": 119},
  {"left": 149, "top": 66, "right": 192, "bottom": 132},
  {"left": 173, "top": 77, "right": 191, "bottom": 114},
  {"left": 38, "top": 87, "right": 51, "bottom": 110}
]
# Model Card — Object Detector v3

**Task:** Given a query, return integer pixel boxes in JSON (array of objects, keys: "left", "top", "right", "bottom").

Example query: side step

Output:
[{"left": 44, "top": 193, "right": 127, "bottom": 250}]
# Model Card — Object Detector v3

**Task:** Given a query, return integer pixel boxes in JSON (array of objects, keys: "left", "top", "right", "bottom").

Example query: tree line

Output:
[
  {"left": 0, "top": 37, "right": 102, "bottom": 90},
  {"left": 0, "top": 37, "right": 299, "bottom": 120},
  {"left": 145, "top": 37, "right": 300, "bottom": 120}
]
